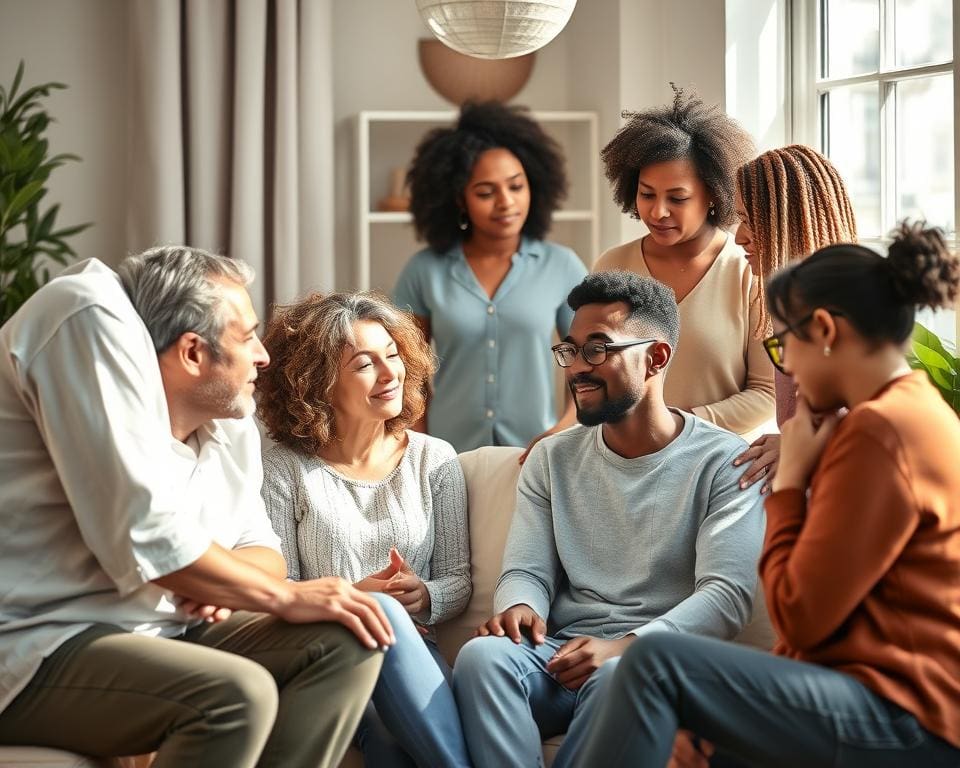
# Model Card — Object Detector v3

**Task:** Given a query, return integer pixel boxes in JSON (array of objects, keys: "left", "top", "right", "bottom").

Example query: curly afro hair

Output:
[
  {"left": 601, "top": 85, "right": 755, "bottom": 229},
  {"left": 567, "top": 270, "right": 680, "bottom": 352},
  {"left": 407, "top": 101, "right": 568, "bottom": 253}
]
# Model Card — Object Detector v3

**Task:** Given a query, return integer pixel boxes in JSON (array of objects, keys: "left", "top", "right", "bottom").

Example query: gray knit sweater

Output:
[
  {"left": 495, "top": 412, "right": 764, "bottom": 640},
  {"left": 261, "top": 431, "right": 471, "bottom": 625}
]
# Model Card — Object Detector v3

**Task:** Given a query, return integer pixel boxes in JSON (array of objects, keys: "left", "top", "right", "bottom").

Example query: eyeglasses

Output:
[
  {"left": 551, "top": 338, "right": 657, "bottom": 368},
  {"left": 763, "top": 309, "right": 844, "bottom": 373}
]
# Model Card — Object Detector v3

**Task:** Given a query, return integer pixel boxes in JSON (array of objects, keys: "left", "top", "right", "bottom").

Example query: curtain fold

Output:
[{"left": 127, "top": 0, "right": 335, "bottom": 319}]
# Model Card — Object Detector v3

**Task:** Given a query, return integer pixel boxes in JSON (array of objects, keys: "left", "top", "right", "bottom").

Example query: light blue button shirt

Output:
[{"left": 393, "top": 238, "right": 588, "bottom": 452}]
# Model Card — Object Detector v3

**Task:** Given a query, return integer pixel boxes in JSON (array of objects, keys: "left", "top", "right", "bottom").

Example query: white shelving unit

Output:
[{"left": 356, "top": 109, "right": 599, "bottom": 292}]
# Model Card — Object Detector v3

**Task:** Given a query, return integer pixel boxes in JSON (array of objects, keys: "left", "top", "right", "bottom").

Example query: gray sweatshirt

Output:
[{"left": 495, "top": 411, "right": 764, "bottom": 640}]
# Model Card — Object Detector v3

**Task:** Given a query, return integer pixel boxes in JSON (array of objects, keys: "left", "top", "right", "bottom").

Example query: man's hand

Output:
[
  {"left": 545, "top": 635, "right": 634, "bottom": 690},
  {"left": 476, "top": 604, "right": 546, "bottom": 645},
  {"left": 383, "top": 548, "right": 431, "bottom": 617},
  {"left": 154, "top": 545, "right": 394, "bottom": 650},
  {"left": 281, "top": 576, "right": 395, "bottom": 651},
  {"left": 174, "top": 596, "right": 232, "bottom": 623},
  {"left": 669, "top": 731, "right": 714, "bottom": 768},
  {"left": 734, "top": 433, "right": 780, "bottom": 494}
]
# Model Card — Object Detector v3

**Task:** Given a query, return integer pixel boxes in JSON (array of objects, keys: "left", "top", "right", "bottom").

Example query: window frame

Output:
[{"left": 789, "top": 0, "right": 960, "bottom": 343}]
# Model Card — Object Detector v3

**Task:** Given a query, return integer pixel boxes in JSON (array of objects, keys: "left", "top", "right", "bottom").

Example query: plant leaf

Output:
[
  {"left": 3, "top": 178, "right": 44, "bottom": 223},
  {"left": 913, "top": 322, "right": 955, "bottom": 360},
  {"left": 8, "top": 61, "right": 24, "bottom": 106},
  {"left": 911, "top": 341, "right": 954, "bottom": 373}
]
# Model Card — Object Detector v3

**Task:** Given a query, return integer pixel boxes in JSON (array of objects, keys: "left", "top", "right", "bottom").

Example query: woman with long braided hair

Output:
[{"left": 733, "top": 145, "right": 857, "bottom": 492}]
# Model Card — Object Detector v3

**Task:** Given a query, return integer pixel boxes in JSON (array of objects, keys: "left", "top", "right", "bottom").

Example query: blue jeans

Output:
[
  {"left": 576, "top": 632, "right": 960, "bottom": 767},
  {"left": 355, "top": 593, "right": 471, "bottom": 768},
  {"left": 452, "top": 635, "right": 620, "bottom": 768}
]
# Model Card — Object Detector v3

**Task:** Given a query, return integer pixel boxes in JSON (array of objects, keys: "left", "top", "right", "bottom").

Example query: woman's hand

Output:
[
  {"left": 668, "top": 731, "right": 714, "bottom": 768},
  {"left": 773, "top": 397, "right": 841, "bottom": 493},
  {"left": 734, "top": 433, "right": 780, "bottom": 494},
  {"left": 358, "top": 547, "right": 431, "bottom": 618},
  {"left": 353, "top": 553, "right": 404, "bottom": 593},
  {"left": 382, "top": 548, "right": 431, "bottom": 617}
]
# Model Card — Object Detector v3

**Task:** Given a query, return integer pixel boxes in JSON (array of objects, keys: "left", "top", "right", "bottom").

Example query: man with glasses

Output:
[{"left": 452, "top": 270, "right": 765, "bottom": 768}]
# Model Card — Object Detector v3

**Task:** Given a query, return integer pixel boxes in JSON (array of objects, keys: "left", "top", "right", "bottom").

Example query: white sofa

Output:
[{"left": 0, "top": 446, "right": 774, "bottom": 767}]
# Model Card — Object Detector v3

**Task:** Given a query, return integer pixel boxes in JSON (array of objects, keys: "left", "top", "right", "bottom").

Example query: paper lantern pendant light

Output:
[{"left": 416, "top": 0, "right": 578, "bottom": 60}]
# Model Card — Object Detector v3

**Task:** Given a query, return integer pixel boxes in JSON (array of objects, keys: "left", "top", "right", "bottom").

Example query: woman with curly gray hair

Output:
[
  {"left": 594, "top": 87, "right": 774, "bottom": 439},
  {"left": 257, "top": 291, "right": 471, "bottom": 768}
]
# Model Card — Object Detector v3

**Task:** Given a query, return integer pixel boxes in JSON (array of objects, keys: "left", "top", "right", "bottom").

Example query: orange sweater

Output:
[{"left": 762, "top": 372, "right": 960, "bottom": 748}]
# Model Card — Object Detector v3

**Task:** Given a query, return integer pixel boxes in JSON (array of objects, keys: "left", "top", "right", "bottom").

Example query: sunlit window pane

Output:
[
  {"left": 895, "top": 0, "right": 952, "bottom": 68},
  {"left": 823, "top": 84, "right": 881, "bottom": 236},
  {"left": 896, "top": 75, "right": 955, "bottom": 233},
  {"left": 823, "top": 0, "right": 879, "bottom": 78}
]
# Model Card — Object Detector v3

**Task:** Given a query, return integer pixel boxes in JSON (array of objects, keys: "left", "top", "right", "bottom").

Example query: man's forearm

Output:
[
  {"left": 231, "top": 545, "right": 287, "bottom": 580},
  {"left": 153, "top": 543, "right": 293, "bottom": 616}
]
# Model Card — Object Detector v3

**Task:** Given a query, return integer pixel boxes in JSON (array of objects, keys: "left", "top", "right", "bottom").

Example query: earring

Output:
[
  {"left": 823, "top": 346, "right": 831, "bottom": 357},
  {"left": 708, "top": 201, "right": 715, "bottom": 217},
  {"left": 458, "top": 210, "right": 469, "bottom": 231}
]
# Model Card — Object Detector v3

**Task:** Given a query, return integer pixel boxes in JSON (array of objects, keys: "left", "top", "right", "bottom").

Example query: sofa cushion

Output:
[
  {"left": 0, "top": 748, "right": 142, "bottom": 767},
  {"left": 436, "top": 446, "right": 524, "bottom": 665}
]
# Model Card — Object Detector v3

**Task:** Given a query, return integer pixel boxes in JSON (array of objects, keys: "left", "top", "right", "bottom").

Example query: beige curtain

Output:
[{"left": 127, "top": 0, "right": 335, "bottom": 318}]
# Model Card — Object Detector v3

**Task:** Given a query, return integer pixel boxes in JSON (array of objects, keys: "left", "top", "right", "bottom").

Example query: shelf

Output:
[
  {"left": 368, "top": 211, "right": 414, "bottom": 223},
  {"left": 552, "top": 210, "right": 594, "bottom": 222},
  {"left": 366, "top": 209, "right": 594, "bottom": 224}
]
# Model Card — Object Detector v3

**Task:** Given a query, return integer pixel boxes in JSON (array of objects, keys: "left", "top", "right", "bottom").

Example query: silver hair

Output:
[
  {"left": 117, "top": 245, "right": 254, "bottom": 358},
  {"left": 319, "top": 292, "right": 405, "bottom": 383}
]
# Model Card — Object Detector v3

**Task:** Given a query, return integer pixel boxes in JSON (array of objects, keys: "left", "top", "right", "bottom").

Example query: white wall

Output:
[
  {"left": 564, "top": 0, "right": 624, "bottom": 256},
  {"left": 614, "top": 0, "right": 729, "bottom": 245},
  {"left": 0, "top": 0, "right": 129, "bottom": 268},
  {"left": 332, "top": 0, "right": 730, "bottom": 280},
  {"left": 331, "top": 0, "right": 574, "bottom": 287},
  {"left": 725, "top": 0, "right": 790, "bottom": 151},
  {"left": 0, "top": 0, "right": 731, "bottom": 284}
]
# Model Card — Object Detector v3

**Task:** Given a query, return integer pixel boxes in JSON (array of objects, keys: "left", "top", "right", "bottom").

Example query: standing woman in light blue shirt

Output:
[{"left": 393, "top": 101, "right": 588, "bottom": 454}]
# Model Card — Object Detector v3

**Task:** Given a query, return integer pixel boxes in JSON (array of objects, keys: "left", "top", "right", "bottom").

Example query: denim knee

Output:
[
  {"left": 369, "top": 591, "right": 411, "bottom": 623},
  {"left": 618, "top": 631, "right": 685, "bottom": 685},
  {"left": 452, "top": 635, "right": 517, "bottom": 690}
]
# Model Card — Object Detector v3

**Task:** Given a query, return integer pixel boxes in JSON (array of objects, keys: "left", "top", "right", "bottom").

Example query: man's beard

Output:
[
  {"left": 571, "top": 375, "right": 638, "bottom": 426},
  {"left": 196, "top": 372, "right": 253, "bottom": 420}
]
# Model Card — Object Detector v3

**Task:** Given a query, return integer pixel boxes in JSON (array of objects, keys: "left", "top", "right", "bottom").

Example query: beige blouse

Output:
[{"left": 593, "top": 234, "right": 775, "bottom": 436}]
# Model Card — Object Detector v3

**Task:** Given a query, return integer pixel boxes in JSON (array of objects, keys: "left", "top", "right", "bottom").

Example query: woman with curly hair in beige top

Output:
[
  {"left": 257, "top": 291, "right": 471, "bottom": 768},
  {"left": 594, "top": 86, "right": 775, "bottom": 440}
]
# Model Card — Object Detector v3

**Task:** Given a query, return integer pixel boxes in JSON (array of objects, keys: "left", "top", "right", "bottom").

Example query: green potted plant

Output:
[
  {"left": 0, "top": 60, "right": 89, "bottom": 326},
  {"left": 908, "top": 321, "right": 960, "bottom": 415}
]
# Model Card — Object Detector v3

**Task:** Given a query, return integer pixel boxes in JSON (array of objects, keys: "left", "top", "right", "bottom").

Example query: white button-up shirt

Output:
[{"left": 0, "top": 259, "right": 280, "bottom": 712}]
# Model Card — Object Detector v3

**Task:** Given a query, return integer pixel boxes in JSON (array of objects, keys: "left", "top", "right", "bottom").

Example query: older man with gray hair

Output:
[{"left": 0, "top": 248, "right": 391, "bottom": 767}]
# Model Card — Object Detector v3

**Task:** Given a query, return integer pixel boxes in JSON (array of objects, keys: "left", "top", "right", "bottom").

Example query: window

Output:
[{"left": 792, "top": 0, "right": 958, "bottom": 342}]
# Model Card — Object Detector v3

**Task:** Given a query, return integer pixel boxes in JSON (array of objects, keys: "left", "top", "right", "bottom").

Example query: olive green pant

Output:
[{"left": 0, "top": 613, "right": 383, "bottom": 768}]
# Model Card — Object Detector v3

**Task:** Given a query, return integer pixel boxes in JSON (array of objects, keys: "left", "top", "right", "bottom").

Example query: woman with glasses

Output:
[
  {"left": 257, "top": 291, "right": 471, "bottom": 768},
  {"left": 732, "top": 145, "right": 857, "bottom": 493},
  {"left": 393, "top": 101, "right": 588, "bottom": 457},
  {"left": 575, "top": 221, "right": 960, "bottom": 768},
  {"left": 593, "top": 87, "right": 774, "bottom": 438}
]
